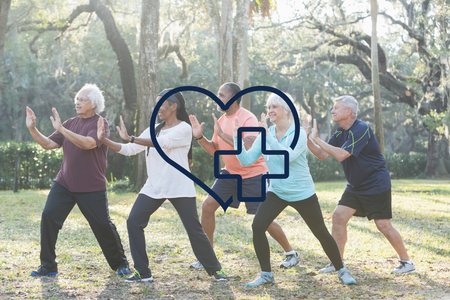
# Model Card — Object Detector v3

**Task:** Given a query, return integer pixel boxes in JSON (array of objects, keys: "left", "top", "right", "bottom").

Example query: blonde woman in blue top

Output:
[{"left": 233, "top": 93, "right": 356, "bottom": 287}]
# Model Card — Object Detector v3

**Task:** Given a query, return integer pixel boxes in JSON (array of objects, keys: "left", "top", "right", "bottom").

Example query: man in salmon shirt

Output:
[
  {"left": 188, "top": 83, "right": 298, "bottom": 269},
  {"left": 25, "top": 83, "right": 130, "bottom": 277}
]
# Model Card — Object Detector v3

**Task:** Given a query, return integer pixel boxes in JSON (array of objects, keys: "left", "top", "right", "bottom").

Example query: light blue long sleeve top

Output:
[{"left": 234, "top": 124, "right": 316, "bottom": 202}]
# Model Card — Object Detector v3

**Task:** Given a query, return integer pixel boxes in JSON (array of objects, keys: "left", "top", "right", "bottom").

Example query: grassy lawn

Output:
[{"left": 0, "top": 179, "right": 449, "bottom": 299}]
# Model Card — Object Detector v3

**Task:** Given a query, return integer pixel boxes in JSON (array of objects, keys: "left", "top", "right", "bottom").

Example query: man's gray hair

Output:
[
  {"left": 74, "top": 83, "right": 105, "bottom": 113},
  {"left": 334, "top": 95, "right": 358, "bottom": 116}
]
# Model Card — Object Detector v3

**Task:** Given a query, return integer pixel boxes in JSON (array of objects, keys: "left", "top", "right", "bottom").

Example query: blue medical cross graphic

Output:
[{"left": 214, "top": 127, "right": 289, "bottom": 202}]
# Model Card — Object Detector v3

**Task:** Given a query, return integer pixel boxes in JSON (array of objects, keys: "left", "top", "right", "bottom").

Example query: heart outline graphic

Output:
[{"left": 149, "top": 86, "right": 300, "bottom": 212}]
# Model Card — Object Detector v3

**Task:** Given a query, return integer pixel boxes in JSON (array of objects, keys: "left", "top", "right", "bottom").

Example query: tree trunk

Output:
[
  {"left": 0, "top": 0, "right": 10, "bottom": 76},
  {"left": 241, "top": 32, "right": 250, "bottom": 110},
  {"left": 370, "top": 0, "right": 385, "bottom": 155},
  {"left": 0, "top": 0, "right": 11, "bottom": 103},
  {"left": 133, "top": 0, "right": 160, "bottom": 190},
  {"left": 220, "top": 0, "right": 233, "bottom": 83},
  {"left": 426, "top": 131, "right": 450, "bottom": 177},
  {"left": 233, "top": 0, "right": 250, "bottom": 88},
  {"left": 88, "top": 0, "right": 137, "bottom": 180}
]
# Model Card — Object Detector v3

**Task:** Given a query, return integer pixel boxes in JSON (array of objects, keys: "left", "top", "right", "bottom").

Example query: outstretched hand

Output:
[
  {"left": 26, "top": 106, "right": 36, "bottom": 129},
  {"left": 189, "top": 115, "right": 204, "bottom": 139},
  {"left": 258, "top": 113, "right": 269, "bottom": 135},
  {"left": 212, "top": 113, "right": 224, "bottom": 138},
  {"left": 97, "top": 116, "right": 106, "bottom": 141},
  {"left": 233, "top": 117, "right": 241, "bottom": 138},
  {"left": 50, "top": 108, "right": 62, "bottom": 132},
  {"left": 302, "top": 117, "right": 310, "bottom": 137},
  {"left": 310, "top": 118, "right": 319, "bottom": 142},
  {"left": 116, "top": 115, "right": 131, "bottom": 142}
]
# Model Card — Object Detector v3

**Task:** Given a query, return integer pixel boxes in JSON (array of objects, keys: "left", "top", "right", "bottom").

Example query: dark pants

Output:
[
  {"left": 40, "top": 182, "right": 128, "bottom": 270},
  {"left": 127, "top": 194, "right": 222, "bottom": 276},
  {"left": 252, "top": 192, "right": 343, "bottom": 272}
]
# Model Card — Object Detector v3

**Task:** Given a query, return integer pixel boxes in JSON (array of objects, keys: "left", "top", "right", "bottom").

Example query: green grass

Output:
[{"left": 0, "top": 180, "right": 449, "bottom": 299}]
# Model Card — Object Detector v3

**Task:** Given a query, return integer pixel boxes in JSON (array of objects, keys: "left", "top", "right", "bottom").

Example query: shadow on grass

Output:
[
  {"left": 231, "top": 267, "right": 450, "bottom": 300},
  {"left": 345, "top": 221, "right": 450, "bottom": 258}
]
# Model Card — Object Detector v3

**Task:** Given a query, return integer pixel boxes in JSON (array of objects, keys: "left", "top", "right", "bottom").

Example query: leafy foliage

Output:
[
  {"left": 385, "top": 152, "right": 427, "bottom": 179},
  {"left": 0, "top": 141, "right": 62, "bottom": 190}
]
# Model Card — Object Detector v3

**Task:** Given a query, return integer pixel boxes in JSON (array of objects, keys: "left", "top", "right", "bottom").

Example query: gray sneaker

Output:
[
  {"left": 319, "top": 262, "right": 346, "bottom": 274},
  {"left": 190, "top": 261, "right": 204, "bottom": 269},
  {"left": 338, "top": 268, "right": 356, "bottom": 285},
  {"left": 280, "top": 251, "right": 299, "bottom": 268},
  {"left": 247, "top": 272, "right": 275, "bottom": 287},
  {"left": 391, "top": 260, "right": 415, "bottom": 275}
]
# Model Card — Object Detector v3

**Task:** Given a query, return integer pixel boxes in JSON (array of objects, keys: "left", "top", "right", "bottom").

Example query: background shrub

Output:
[
  {"left": 385, "top": 152, "right": 427, "bottom": 179},
  {"left": 191, "top": 147, "right": 215, "bottom": 185},
  {"left": 0, "top": 142, "right": 63, "bottom": 190},
  {"left": 0, "top": 142, "right": 429, "bottom": 190}
]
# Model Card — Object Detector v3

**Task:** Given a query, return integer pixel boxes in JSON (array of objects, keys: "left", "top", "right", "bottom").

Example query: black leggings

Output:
[
  {"left": 127, "top": 194, "right": 222, "bottom": 276},
  {"left": 252, "top": 192, "right": 343, "bottom": 272}
]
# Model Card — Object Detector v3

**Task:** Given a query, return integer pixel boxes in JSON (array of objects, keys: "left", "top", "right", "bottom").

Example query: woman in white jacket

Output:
[{"left": 97, "top": 89, "right": 227, "bottom": 282}]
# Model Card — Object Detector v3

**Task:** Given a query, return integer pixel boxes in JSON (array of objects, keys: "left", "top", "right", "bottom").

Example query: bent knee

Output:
[
  {"left": 252, "top": 220, "right": 269, "bottom": 234},
  {"left": 126, "top": 217, "right": 139, "bottom": 230},
  {"left": 375, "top": 220, "right": 393, "bottom": 233},
  {"left": 331, "top": 211, "right": 348, "bottom": 226},
  {"left": 201, "top": 197, "right": 220, "bottom": 214}
]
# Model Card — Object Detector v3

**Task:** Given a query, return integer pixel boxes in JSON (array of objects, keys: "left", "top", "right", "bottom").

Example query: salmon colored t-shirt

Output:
[{"left": 212, "top": 107, "right": 268, "bottom": 179}]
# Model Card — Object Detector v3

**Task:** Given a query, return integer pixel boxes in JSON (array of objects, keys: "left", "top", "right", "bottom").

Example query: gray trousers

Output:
[{"left": 127, "top": 194, "right": 222, "bottom": 275}]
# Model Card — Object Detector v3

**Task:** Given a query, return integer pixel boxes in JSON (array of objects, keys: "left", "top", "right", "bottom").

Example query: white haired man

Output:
[
  {"left": 303, "top": 95, "right": 415, "bottom": 275},
  {"left": 26, "top": 83, "right": 130, "bottom": 277}
]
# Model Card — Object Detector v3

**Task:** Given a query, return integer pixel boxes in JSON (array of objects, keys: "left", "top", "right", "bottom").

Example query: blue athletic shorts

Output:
[{"left": 209, "top": 169, "right": 267, "bottom": 215}]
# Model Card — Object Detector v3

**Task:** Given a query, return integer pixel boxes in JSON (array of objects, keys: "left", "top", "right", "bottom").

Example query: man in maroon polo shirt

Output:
[{"left": 26, "top": 83, "right": 130, "bottom": 277}]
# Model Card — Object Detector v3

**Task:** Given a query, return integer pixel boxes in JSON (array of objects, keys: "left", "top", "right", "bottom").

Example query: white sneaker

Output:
[
  {"left": 280, "top": 251, "right": 299, "bottom": 268},
  {"left": 337, "top": 267, "right": 356, "bottom": 285},
  {"left": 319, "top": 262, "right": 346, "bottom": 274},
  {"left": 391, "top": 260, "right": 415, "bottom": 275},
  {"left": 190, "top": 261, "right": 204, "bottom": 269}
]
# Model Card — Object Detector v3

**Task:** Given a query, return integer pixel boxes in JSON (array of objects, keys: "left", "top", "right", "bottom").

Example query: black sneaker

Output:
[
  {"left": 212, "top": 269, "right": 228, "bottom": 281},
  {"left": 117, "top": 264, "right": 132, "bottom": 276},
  {"left": 125, "top": 270, "right": 153, "bottom": 282},
  {"left": 31, "top": 265, "right": 58, "bottom": 277}
]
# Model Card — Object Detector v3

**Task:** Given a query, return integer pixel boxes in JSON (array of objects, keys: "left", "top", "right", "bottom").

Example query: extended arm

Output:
[
  {"left": 308, "top": 118, "right": 351, "bottom": 162},
  {"left": 26, "top": 106, "right": 60, "bottom": 150},
  {"left": 189, "top": 114, "right": 218, "bottom": 156},
  {"left": 213, "top": 113, "right": 255, "bottom": 150},
  {"left": 98, "top": 116, "right": 147, "bottom": 156},
  {"left": 233, "top": 117, "right": 263, "bottom": 166},
  {"left": 266, "top": 131, "right": 305, "bottom": 163},
  {"left": 51, "top": 108, "right": 97, "bottom": 150}
]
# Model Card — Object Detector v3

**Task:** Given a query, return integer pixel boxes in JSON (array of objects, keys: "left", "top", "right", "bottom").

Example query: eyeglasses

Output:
[{"left": 76, "top": 98, "right": 90, "bottom": 103}]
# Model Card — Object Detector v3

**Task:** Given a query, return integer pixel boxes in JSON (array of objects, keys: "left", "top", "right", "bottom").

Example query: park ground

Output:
[{"left": 0, "top": 179, "right": 449, "bottom": 299}]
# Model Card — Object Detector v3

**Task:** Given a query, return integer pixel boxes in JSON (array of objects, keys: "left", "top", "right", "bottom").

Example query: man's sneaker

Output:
[
  {"left": 391, "top": 260, "right": 415, "bottom": 275},
  {"left": 212, "top": 269, "right": 228, "bottom": 281},
  {"left": 319, "top": 262, "right": 346, "bottom": 274},
  {"left": 117, "top": 264, "right": 132, "bottom": 276},
  {"left": 125, "top": 270, "right": 153, "bottom": 282},
  {"left": 338, "top": 268, "right": 356, "bottom": 285},
  {"left": 280, "top": 251, "right": 299, "bottom": 268},
  {"left": 30, "top": 265, "right": 58, "bottom": 277},
  {"left": 247, "top": 272, "right": 275, "bottom": 287},
  {"left": 190, "top": 261, "right": 204, "bottom": 269}
]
